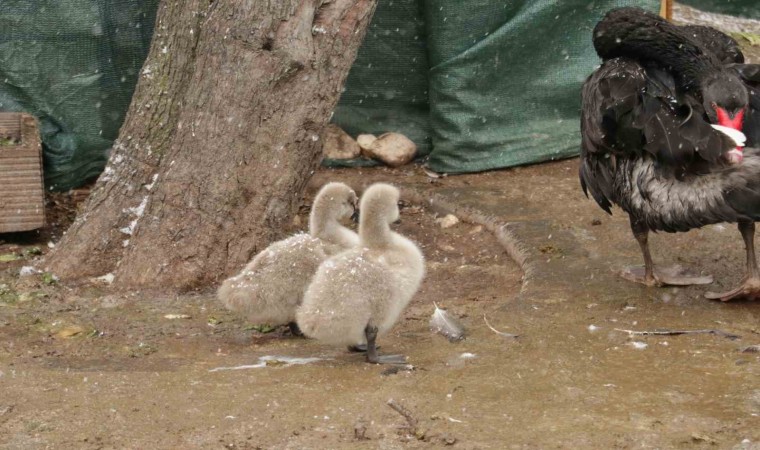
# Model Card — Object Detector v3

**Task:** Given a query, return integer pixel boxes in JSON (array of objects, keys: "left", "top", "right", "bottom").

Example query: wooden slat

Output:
[
  {"left": 660, "top": 0, "right": 673, "bottom": 20},
  {"left": 0, "top": 112, "right": 45, "bottom": 233}
]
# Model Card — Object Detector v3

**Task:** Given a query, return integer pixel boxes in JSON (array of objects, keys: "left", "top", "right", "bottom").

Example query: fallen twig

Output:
[
  {"left": 387, "top": 399, "right": 418, "bottom": 433},
  {"left": 484, "top": 314, "right": 519, "bottom": 339},
  {"left": 614, "top": 328, "right": 740, "bottom": 340}
]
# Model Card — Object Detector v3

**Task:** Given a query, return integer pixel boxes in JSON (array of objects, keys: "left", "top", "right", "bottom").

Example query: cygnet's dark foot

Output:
[
  {"left": 705, "top": 277, "right": 760, "bottom": 301},
  {"left": 366, "top": 353, "right": 408, "bottom": 365},
  {"left": 363, "top": 324, "right": 407, "bottom": 365},
  {"left": 288, "top": 322, "right": 304, "bottom": 337},
  {"left": 619, "top": 265, "right": 713, "bottom": 287}
]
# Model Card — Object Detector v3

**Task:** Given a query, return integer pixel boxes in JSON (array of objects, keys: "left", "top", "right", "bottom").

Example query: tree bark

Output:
[{"left": 45, "top": 0, "right": 377, "bottom": 289}]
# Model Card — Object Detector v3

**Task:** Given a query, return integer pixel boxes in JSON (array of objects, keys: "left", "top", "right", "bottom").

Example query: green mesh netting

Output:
[
  {"left": 331, "top": 0, "right": 659, "bottom": 173},
  {"left": 1, "top": 0, "right": 667, "bottom": 187},
  {"left": 0, "top": 0, "right": 157, "bottom": 191},
  {"left": 680, "top": 0, "right": 760, "bottom": 20}
]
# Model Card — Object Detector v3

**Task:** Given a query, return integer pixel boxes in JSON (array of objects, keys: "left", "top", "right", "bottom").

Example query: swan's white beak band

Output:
[{"left": 711, "top": 124, "right": 747, "bottom": 164}]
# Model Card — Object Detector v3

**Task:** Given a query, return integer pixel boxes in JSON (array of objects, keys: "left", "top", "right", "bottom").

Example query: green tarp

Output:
[
  {"left": 331, "top": 0, "right": 659, "bottom": 173},
  {"left": 8, "top": 0, "right": 742, "bottom": 188},
  {"left": 0, "top": 1, "right": 157, "bottom": 191}
]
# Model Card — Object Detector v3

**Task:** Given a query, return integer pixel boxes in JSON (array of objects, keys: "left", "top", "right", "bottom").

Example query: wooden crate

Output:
[{"left": 0, "top": 112, "right": 45, "bottom": 233}]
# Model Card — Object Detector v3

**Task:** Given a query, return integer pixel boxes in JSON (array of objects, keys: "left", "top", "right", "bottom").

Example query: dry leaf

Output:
[{"left": 56, "top": 326, "right": 85, "bottom": 338}]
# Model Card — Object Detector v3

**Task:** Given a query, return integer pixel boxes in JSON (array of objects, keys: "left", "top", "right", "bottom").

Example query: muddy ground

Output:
[{"left": 1, "top": 161, "right": 759, "bottom": 449}]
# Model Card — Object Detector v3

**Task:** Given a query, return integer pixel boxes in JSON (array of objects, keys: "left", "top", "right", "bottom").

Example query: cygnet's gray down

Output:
[
  {"left": 296, "top": 183, "right": 425, "bottom": 364},
  {"left": 217, "top": 182, "right": 359, "bottom": 333}
]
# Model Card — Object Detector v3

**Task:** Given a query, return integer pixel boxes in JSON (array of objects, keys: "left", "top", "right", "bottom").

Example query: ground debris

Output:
[
  {"left": 381, "top": 364, "right": 415, "bottom": 376},
  {"left": 387, "top": 399, "right": 419, "bottom": 437},
  {"left": 614, "top": 328, "right": 741, "bottom": 340},
  {"left": 436, "top": 214, "right": 459, "bottom": 229},
  {"left": 430, "top": 302, "right": 466, "bottom": 342},
  {"left": 740, "top": 344, "right": 760, "bottom": 353},
  {"left": 208, "top": 355, "right": 328, "bottom": 372},
  {"left": 164, "top": 314, "right": 191, "bottom": 320},
  {"left": 690, "top": 432, "right": 718, "bottom": 445},
  {"left": 55, "top": 325, "right": 86, "bottom": 339},
  {"left": 353, "top": 418, "right": 370, "bottom": 441},
  {"left": 0, "top": 253, "right": 20, "bottom": 262},
  {"left": 484, "top": 314, "right": 519, "bottom": 339}
]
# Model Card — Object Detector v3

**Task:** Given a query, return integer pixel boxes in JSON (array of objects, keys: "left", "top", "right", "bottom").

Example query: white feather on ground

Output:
[{"left": 429, "top": 302, "right": 465, "bottom": 342}]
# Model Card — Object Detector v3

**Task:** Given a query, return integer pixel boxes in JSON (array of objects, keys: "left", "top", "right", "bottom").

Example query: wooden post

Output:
[{"left": 660, "top": 0, "right": 673, "bottom": 20}]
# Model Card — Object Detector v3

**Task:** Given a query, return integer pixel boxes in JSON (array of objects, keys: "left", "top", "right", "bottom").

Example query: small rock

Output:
[
  {"left": 354, "top": 420, "right": 370, "bottom": 440},
  {"left": 741, "top": 344, "right": 760, "bottom": 353},
  {"left": 356, "top": 133, "right": 377, "bottom": 151},
  {"left": 322, "top": 124, "right": 361, "bottom": 160},
  {"left": 436, "top": 214, "right": 459, "bottom": 229},
  {"left": 362, "top": 132, "right": 417, "bottom": 167},
  {"left": 95, "top": 273, "right": 115, "bottom": 285},
  {"left": 19, "top": 266, "right": 41, "bottom": 277},
  {"left": 591, "top": 219, "right": 602, "bottom": 226},
  {"left": 468, "top": 225, "right": 483, "bottom": 234},
  {"left": 440, "top": 434, "right": 457, "bottom": 446}
]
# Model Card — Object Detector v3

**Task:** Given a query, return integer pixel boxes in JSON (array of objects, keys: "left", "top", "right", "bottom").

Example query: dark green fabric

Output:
[
  {"left": 332, "top": 0, "right": 659, "bottom": 173},
  {"left": 0, "top": 0, "right": 156, "bottom": 191},
  {"left": 327, "top": 0, "right": 430, "bottom": 167},
  {"left": 680, "top": 0, "right": 760, "bottom": 20},
  {"left": 0, "top": 0, "right": 664, "bottom": 185}
]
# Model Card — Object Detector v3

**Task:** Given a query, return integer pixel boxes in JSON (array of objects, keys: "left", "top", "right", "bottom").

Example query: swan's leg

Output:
[
  {"left": 287, "top": 322, "right": 304, "bottom": 337},
  {"left": 364, "top": 325, "right": 407, "bottom": 365},
  {"left": 620, "top": 217, "right": 713, "bottom": 286},
  {"left": 706, "top": 221, "right": 760, "bottom": 301}
]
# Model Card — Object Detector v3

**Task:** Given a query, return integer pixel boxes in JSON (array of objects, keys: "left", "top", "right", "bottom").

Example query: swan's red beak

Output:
[
  {"left": 716, "top": 107, "right": 745, "bottom": 132},
  {"left": 715, "top": 106, "right": 746, "bottom": 164}
]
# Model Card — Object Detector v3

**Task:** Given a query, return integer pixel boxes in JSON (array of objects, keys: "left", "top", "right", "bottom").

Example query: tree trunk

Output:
[{"left": 44, "top": 0, "right": 377, "bottom": 289}]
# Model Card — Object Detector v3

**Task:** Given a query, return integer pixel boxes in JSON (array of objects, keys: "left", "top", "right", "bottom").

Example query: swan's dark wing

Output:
[
  {"left": 580, "top": 58, "right": 736, "bottom": 213},
  {"left": 733, "top": 64, "right": 760, "bottom": 147}
]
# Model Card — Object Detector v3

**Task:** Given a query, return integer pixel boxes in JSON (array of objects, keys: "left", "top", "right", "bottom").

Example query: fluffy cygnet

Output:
[
  {"left": 217, "top": 182, "right": 359, "bottom": 332},
  {"left": 296, "top": 183, "right": 425, "bottom": 363}
]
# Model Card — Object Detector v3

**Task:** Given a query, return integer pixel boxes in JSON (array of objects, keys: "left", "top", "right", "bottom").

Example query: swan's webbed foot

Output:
[
  {"left": 364, "top": 325, "right": 407, "bottom": 365},
  {"left": 287, "top": 322, "right": 304, "bottom": 337},
  {"left": 705, "top": 277, "right": 760, "bottom": 301},
  {"left": 619, "top": 265, "right": 713, "bottom": 287}
]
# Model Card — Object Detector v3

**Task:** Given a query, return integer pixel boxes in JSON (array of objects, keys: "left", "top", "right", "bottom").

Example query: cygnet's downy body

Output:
[
  {"left": 217, "top": 182, "right": 359, "bottom": 332},
  {"left": 296, "top": 183, "right": 425, "bottom": 364}
]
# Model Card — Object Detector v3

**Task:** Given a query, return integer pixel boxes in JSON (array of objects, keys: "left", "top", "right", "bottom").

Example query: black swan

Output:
[{"left": 580, "top": 7, "right": 760, "bottom": 301}]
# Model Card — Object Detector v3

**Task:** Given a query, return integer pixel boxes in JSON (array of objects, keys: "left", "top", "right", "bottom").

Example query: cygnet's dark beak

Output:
[
  {"left": 351, "top": 207, "right": 360, "bottom": 223},
  {"left": 393, "top": 218, "right": 402, "bottom": 225}
]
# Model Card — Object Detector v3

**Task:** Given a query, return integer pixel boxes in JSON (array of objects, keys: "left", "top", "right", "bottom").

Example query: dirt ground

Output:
[{"left": 1, "top": 161, "right": 759, "bottom": 449}]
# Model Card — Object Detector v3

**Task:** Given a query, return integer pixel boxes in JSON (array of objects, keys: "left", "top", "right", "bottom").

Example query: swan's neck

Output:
[
  {"left": 359, "top": 217, "right": 394, "bottom": 249},
  {"left": 594, "top": 8, "right": 715, "bottom": 90},
  {"left": 310, "top": 214, "right": 355, "bottom": 248}
]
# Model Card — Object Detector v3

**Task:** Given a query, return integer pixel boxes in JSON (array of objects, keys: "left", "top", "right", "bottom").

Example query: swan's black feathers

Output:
[
  {"left": 681, "top": 25, "right": 744, "bottom": 64},
  {"left": 580, "top": 7, "right": 760, "bottom": 233}
]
